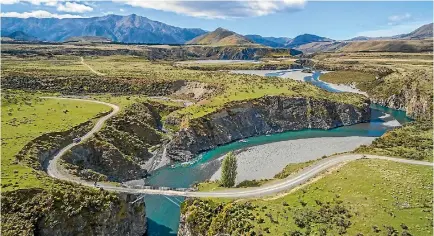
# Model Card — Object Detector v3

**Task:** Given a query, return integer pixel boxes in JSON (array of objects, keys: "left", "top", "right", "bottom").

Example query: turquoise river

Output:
[{"left": 142, "top": 70, "right": 412, "bottom": 235}]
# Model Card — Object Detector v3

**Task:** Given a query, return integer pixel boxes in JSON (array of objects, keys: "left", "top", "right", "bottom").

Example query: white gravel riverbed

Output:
[{"left": 210, "top": 136, "right": 376, "bottom": 184}]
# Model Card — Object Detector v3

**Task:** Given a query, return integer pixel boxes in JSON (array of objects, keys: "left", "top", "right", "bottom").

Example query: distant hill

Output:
[
  {"left": 396, "top": 23, "right": 433, "bottom": 39},
  {"left": 339, "top": 39, "right": 433, "bottom": 53},
  {"left": 294, "top": 41, "right": 347, "bottom": 54},
  {"left": 348, "top": 23, "right": 433, "bottom": 42},
  {"left": 246, "top": 33, "right": 331, "bottom": 49},
  {"left": 6, "top": 31, "right": 38, "bottom": 41},
  {"left": 348, "top": 36, "right": 373, "bottom": 41},
  {"left": 245, "top": 35, "right": 292, "bottom": 48},
  {"left": 265, "top": 37, "right": 293, "bottom": 46},
  {"left": 64, "top": 36, "right": 112, "bottom": 43},
  {"left": 187, "top": 28, "right": 254, "bottom": 46},
  {"left": 1, "top": 14, "right": 206, "bottom": 44},
  {"left": 295, "top": 23, "right": 433, "bottom": 53},
  {"left": 286, "top": 34, "right": 333, "bottom": 48}
]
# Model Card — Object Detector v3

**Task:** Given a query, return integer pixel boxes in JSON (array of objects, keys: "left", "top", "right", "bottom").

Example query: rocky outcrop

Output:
[
  {"left": 63, "top": 139, "right": 148, "bottom": 182},
  {"left": 178, "top": 212, "right": 194, "bottom": 236},
  {"left": 310, "top": 60, "right": 432, "bottom": 120},
  {"left": 36, "top": 192, "right": 146, "bottom": 236},
  {"left": 370, "top": 84, "right": 432, "bottom": 120},
  {"left": 166, "top": 96, "right": 370, "bottom": 161},
  {"left": 2, "top": 43, "right": 301, "bottom": 60},
  {"left": 1, "top": 186, "right": 146, "bottom": 236},
  {"left": 178, "top": 198, "right": 258, "bottom": 236},
  {"left": 62, "top": 101, "right": 174, "bottom": 181},
  {"left": 185, "top": 46, "right": 302, "bottom": 60},
  {"left": 179, "top": 62, "right": 303, "bottom": 71}
]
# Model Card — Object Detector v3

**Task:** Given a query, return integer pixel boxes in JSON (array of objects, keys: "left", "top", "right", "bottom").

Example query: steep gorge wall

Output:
[
  {"left": 369, "top": 70, "right": 433, "bottom": 120},
  {"left": 308, "top": 60, "right": 432, "bottom": 120},
  {"left": 2, "top": 187, "right": 146, "bottom": 236},
  {"left": 62, "top": 101, "right": 166, "bottom": 181},
  {"left": 166, "top": 96, "right": 370, "bottom": 161}
]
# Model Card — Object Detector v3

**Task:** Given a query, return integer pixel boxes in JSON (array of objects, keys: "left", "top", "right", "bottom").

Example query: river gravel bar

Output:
[{"left": 211, "top": 136, "right": 376, "bottom": 184}]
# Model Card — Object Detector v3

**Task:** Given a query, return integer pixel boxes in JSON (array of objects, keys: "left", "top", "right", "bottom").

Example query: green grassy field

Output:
[
  {"left": 2, "top": 55, "right": 367, "bottom": 123},
  {"left": 1, "top": 91, "right": 111, "bottom": 192},
  {"left": 91, "top": 94, "right": 184, "bottom": 111},
  {"left": 356, "top": 121, "right": 433, "bottom": 162},
  {"left": 1, "top": 55, "right": 95, "bottom": 77},
  {"left": 182, "top": 159, "right": 433, "bottom": 236},
  {"left": 320, "top": 71, "right": 377, "bottom": 91}
]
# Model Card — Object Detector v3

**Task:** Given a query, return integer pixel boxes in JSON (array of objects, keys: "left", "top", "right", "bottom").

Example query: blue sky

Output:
[{"left": 1, "top": 1, "right": 432, "bottom": 39}]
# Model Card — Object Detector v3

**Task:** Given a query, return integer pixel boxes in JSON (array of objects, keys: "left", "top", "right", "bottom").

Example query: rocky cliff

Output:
[
  {"left": 63, "top": 138, "right": 149, "bottom": 182},
  {"left": 166, "top": 96, "right": 370, "bottom": 161},
  {"left": 307, "top": 57, "right": 432, "bottom": 120},
  {"left": 178, "top": 211, "right": 194, "bottom": 236},
  {"left": 371, "top": 93, "right": 431, "bottom": 120},
  {"left": 2, "top": 43, "right": 301, "bottom": 60},
  {"left": 368, "top": 69, "right": 432, "bottom": 120},
  {"left": 2, "top": 184, "right": 146, "bottom": 236},
  {"left": 62, "top": 101, "right": 172, "bottom": 181},
  {"left": 184, "top": 46, "right": 302, "bottom": 60}
]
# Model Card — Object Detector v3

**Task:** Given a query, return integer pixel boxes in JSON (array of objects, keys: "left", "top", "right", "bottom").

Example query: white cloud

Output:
[
  {"left": 1, "top": 10, "right": 83, "bottom": 18},
  {"left": 44, "top": 0, "right": 58, "bottom": 6},
  {"left": 120, "top": 8, "right": 125, "bottom": 12},
  {"left": 355, "top": 21, "right": 429, "bottom": 38},
  {"left": 388, "top": 13, "right": 411, "bottom": 22},
  {"left": 57, "top": 2, "right": 93, "bottom": 13},
  {"left": 0, "top": 0, "right": 58, "bottom": 5},
  {"left": 1, "top": 0, "right": 93, "bottom": 13},
  {"left": 0, "top": 0, "right": 20, "bottom": 4},
  {"left": 119, "top": 0, "right": 305, "bottom": 19}
]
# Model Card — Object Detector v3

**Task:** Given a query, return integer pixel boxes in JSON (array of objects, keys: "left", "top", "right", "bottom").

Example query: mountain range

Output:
[
  {"left": 244, "top": 35, "right": 292, "bottom": 48},
  {"left": 3, "top": 30, "right": 38, "bottom": 41},
  {"left": 1, "top": 14, "right": 205, "bottom": 44},
  {"left": 1, "top": 14, "right": 432, "bottom": 52}
]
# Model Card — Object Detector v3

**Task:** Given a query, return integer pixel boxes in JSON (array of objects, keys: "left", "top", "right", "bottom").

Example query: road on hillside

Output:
[
  {"left": 43, "top": 97, "right": 433, "bottom": 198},
  {"left": 44, "top": 97, "right": 120, "bottom": 182}
]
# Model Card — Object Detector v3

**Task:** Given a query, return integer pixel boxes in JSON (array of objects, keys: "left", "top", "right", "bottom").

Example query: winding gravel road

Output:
[
  {"left": 44, "top": 97, "right": 119, "bottom": 181},
  {"left": 43, "top": 97, "right": 433, "bottom": 198}
]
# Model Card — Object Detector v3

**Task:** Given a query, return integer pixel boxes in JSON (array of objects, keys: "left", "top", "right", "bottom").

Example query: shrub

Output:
[{"left": 236, "top": 179, "right": 261, "bottom": 188}]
